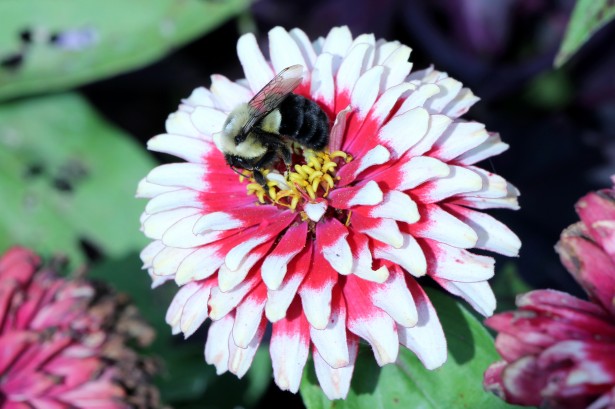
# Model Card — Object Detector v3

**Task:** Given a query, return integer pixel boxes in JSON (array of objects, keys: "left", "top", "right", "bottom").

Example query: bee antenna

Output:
[{"left": 230, "top": 166, "right": 249, "bottom": 178}]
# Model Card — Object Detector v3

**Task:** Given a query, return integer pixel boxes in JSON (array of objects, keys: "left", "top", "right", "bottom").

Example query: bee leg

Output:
[
  {"left": 253, "top": 169, "right": 267, "bottom": 187},
  {"left": 280, "top": 144, "right": 292, "bottom": 179}
]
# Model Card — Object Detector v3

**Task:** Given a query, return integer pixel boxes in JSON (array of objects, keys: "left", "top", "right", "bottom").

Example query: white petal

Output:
[
  {"left": 431, "top": 122, "right": 489, "bottom": 162},
  {"left": 152, "top": 246, "right": 194, "bottom": 278},
  {"left": 313, "top": 339, "right": 357, "bottom": 400},
  {"left": 374, "top": 233, "right": 427, "bottom": 277},
  {"left": 205, "top": 314, "right": 234, "bottom": 374},
  {"left": 372, "top": 268, "right": 418, "bottom": 327},
  {"left": 228, "top": 320, "right": 264, "bottom": 378},
  {"left": 360, "top": 217, "right": 404, "bottom": 249},
  {"left": 140, "top": 240, "right": 165, "bottom": 269},
  {"left": 456, "top": 133, "right": 509, "bottom": 165},
  {"left": 322, "top": 26, "right": 353, "bottom": 57},
  {"left": 209, "top": 276, "right": 258, "bottom": 320},
  {"left": 351, "top": 66, "right": 384, "bottom": 118},
  {"left": 419, "top": 165, "right": 483, "bottom": 203},
  {"left": 183, "top": 86, "right": 216, "bottom": 108},
  {"left": 368, "top": 190, "right": 419, "bottom": 224},
  {"left": 398, "top": 280, "right": 447, "bottom": 369},
  {"left": 412, "top": 205, "right": 478, "bottom": 249},
  {"left": 299, "top": 283, "right": 334, "bottom": 330},
  {"left": 233, "top": 294, "right": 266, "bottom": 348},
  {"left": 397, "top": 83, "right": 440, "bottom": 114},
  {"left": 427, "top": 241, "right": 495, "bottom": 282},
  {"left": 180, "top": 283, "right": 212, "bottom": 337},
  {"left": 465, "top": 166, "right": 510, "bottom": 198},
  {"left": 225, "top": 237, "right": 269, "bottom": 272},
  {"left": 175, "top": 244, "right": 224, "bottom": 285},
  {"left": 304, "top": 200, "right": 328, "bottom": 222},
  {"left": 270, "top": 323, "right": 310, "bottom": 393},
  {"left": 136, "top": 178, "right": 179, "bottom": 198},
  {"left": 219, "top": 249, "right": 265, "bottom": 292},
  {"left": 266, "top": 271, "right": 305, "bottom": 323},
  {"left": 424, "top": 77, "right": 463, "bottom": 113},
  {"left": 350, "top": 234, "right": 389, "bottom": 283},
  {"left": 142, "top": 207, "right": 200, "bottom": 240},
  {"left": 193, "top": 211, "right": 242, "bottom": 234},
  {"left": 310, "top": 305, "right": 349, "bottom": 368},
  {"left": 435, "top": 278, "right": 496, "bottom": 317},
  {"left": 378, "top": 107, "right": 429, "bottom": 158},
  {"left": 370, "top": 82, "right": 414, "bottom": 128},
  {"left": 163, "top": 214, "right": 218, "bottom": 248},
  {"left": 269, "top": 26, "right": 308, "bottom": 76},
  {"left": 321, "top": 228, "right": 352, "bottom": 276},
  {"left": 146, "top": 163, "right": 206, "bottom": 190},
  {"left": 347, "top": 309, "right": 399, "bottom": 366},
  {"left": 447, "top": 205, "right": 521, "bottom": 256},
  {"left": 165, "top": 110, "right": 200, "bottom": 138},
  {"left": 382, "top": 44, "right": 413, "bottom": 89},
  {"left": 147, "top": 134, "right": 210, "bottom": 163},
  {"left": 396, "top": 156, "right": 450, "bottom": 191},
  {"left": 166, "top": 282, "right": 200, "bottom": 332},
  {"left": 237, "top": 32, "right": 274, "bottom": 93},
  {"left": 191, "top": 106, "right": 229, "bottom": 137},
  {"left": 407, "top": 114, "right": 453, "bottom": 157},
  {"left": 311, "top": 52, "right": 335, "bottom": 108},
  {"left": 289, "top": 28, "right": 317, "bottom": 69},
  {"left": 336, "top": 43, "right": 371, "bottom": 96},
  {"left": 145, "top": 188, "right": 201, "bottom": 214},
  {"left": 442, "top": 88, "right": 480, "bottom": 118},
  {"left": 210, "top": 74, "right": 252, "bottom": 111}
]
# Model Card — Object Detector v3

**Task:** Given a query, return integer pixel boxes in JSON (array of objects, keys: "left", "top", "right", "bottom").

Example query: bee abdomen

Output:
[{"left": 278, "top": 94, "right": 329, "bottom": 150}]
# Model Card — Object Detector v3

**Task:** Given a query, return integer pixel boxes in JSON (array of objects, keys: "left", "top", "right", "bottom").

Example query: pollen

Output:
[{"left": 239, "top": 149, "right": 351, "bottom": 211}]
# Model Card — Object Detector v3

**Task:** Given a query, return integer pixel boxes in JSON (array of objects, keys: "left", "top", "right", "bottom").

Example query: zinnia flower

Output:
[
  {"left": 484, "top": 179, "right": 615, "bottom": 408},
  {"left": 0, "top": 247, "right": 160, "bottom": 408},
  {"left": 138, "top": 25, "right": 520, "bottom": 399}
]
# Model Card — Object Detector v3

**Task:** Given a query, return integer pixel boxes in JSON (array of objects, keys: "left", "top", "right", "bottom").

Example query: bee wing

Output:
[{"left": 240, "top": 64, "right": 304, "bottom": 135}]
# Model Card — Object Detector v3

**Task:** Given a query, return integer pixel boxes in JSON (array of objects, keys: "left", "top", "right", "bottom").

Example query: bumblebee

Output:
[{"left": 213, "top": 64, "right": 330, "bottom": 187}]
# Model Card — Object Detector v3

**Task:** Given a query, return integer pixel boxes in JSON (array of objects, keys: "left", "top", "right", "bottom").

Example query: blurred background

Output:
[{"left": 1, "top": 0, "right": 614, "bottom": 408}]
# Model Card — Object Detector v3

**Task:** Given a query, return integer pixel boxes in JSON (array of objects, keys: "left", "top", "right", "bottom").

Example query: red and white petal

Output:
[
  {"left": 309, "top": 288, "right": 350, "bottom": 368},
  {"left": 336, "top": 43, "right": 371, "bottom": 104},
  {"left": 377, "top": 107, "right": 429, "bottom": 158},
  {"left": 270, "top": 301, "right": 311, "bottom": 393},
  {"left": 266, "top": 245, "right": 312, "bottom": 323},
  {"left": 317, "top": 219, "right": 353, "bottom": 275},
  {"left": 337, "top": 145, "right": 390, "bottom": 187},
  {"left": 430, "top": 122, "right": 489, "bottom": 162},
  {"left": 299, "top": 246, "right": 337, "bottom": 329},
  {"left": 311, "top": 52, "right": 335, "bottom": 110},
  {"left": 344, "top": 275, "right": 399, "bottom": 365},
  {"left": 369, "top": 83, "right": 414, "bottom": 133},
  {"left": 408, "top": 204, "right": 478, "bottom": 249},
  {"left": 378, "top": 156, "right": 450, "bottom": 192},
  {"left": 180, "top": 278, "right": 216, "bottom": 338},
  {"left": 328, "top": 180, "right": 383, "bottom": 209},
  {"left": 209, "top": 271, "right": 261, "bottom": 320},
  {"left": 262, "top": 222, "right": 308, "bottom": 290},
  {"left": 232, "top": 284, "right": 267, "bottom": 348},
  {"left": 398, "top": 278, "right": 447, "bottom": 369},
  {"left": 434, "top": 278, "right": 496, "bottom": 317},
  {"left": 269, "top": 27, "right": 309, "bottom": 77},
  {"left": 228, "top": 318, "right": 267, "bottom": 378},
  {"left": 313, "top": 335, "right": 358, "bottom": 400},
  {"left": 347, "top": 232, "right": 389, "bottom": 283},
  {"left": 193, "top": 206, "right": 284, "bottom": 235},
  {"left": 205, "top": 314, "right": 234, "bottom": 374},
  {"left": 373, "top": 233, "right": 427, "bottom": 277},
  {"left": 237, "top": 33, "right": 274, "bottom": 93},
  {"left": 444, "top": 204, "right": 521, "bottom": 257}
]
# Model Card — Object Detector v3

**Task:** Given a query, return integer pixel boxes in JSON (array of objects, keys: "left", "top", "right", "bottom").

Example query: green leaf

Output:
[
  {"left": 555, "top": 0, "right": 615, "bottom": 67},
  {"left": 492, "top": 262, "right": 533, "bottom": 314},
  {"left": 300, "top": 287, "right": 527, "bottom": 409},
  {"left": 0, "top": 0, "right": 250, "bottom": 101},
  {"left": 88, "top": 253, "right": 272, "bottom": 408},
  {"left": 0, "top": 92, "right": 154, "bottom": 265}
]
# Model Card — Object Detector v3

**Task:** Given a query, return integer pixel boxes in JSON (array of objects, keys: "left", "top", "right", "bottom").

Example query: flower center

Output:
[{"left": 239, "top": 149, "right": 352, "bottom": 212}]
